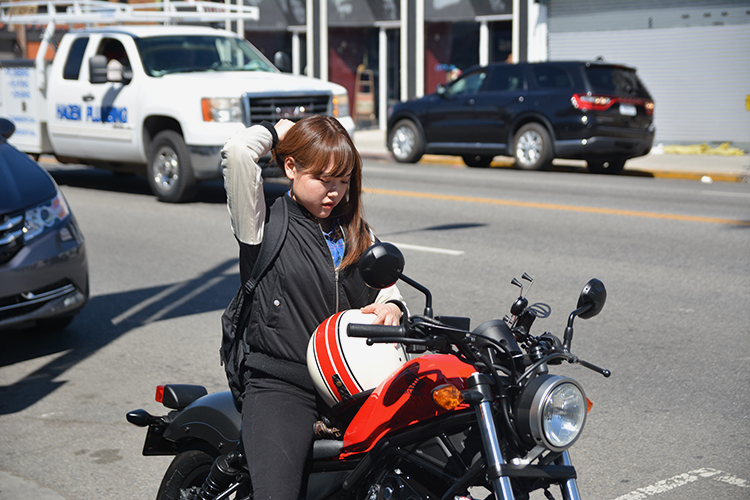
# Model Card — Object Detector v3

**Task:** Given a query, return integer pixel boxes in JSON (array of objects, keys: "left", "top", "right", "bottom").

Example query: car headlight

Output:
[
  {"left": 516, "top": 375, "right": 587, "bottom": 453},
  {"left": 24, "top": 189, "right": 71, "bottom": 242},
  {"left": 332, "top": 91, "right": 350, "bottom": 118},
  {"left": 201, "top": 98, "right": 242, "bottom": 123}
]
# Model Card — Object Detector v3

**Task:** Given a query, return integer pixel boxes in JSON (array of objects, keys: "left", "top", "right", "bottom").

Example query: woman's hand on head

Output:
[
  {"left": 275, "top": 119, "right": 295, "bottom": 142},
  {"left": 361, "top": 303, "right": 402, "bottom": 326}
]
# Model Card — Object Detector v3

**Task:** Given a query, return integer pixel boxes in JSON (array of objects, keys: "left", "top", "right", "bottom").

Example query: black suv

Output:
[{"left": 387, "top": 61, "right": 655, "bottom": 174}]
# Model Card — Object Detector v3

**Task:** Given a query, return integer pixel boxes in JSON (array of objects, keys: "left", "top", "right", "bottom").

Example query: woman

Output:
[{"left": 221, "top": 115, "right": 405, "bottom": 500}]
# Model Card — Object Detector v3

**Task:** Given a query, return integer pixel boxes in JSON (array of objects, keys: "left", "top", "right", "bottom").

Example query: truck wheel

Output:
[
  {"left": 586, "top": 158, "right": 626, "bottom": 175},
  {"left": 389, "top": 119, "right": 424, "bottom": 163},
  {"left": 513, "top": 123, "right": 553, "bottom": 170},
  {"left": 148, "top": 130, "right": 197, "bottom": 203}
]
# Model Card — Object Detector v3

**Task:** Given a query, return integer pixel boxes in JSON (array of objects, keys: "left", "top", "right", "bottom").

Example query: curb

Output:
[{"left": 359, "top": 152, "right": 749, "bottom": 183}]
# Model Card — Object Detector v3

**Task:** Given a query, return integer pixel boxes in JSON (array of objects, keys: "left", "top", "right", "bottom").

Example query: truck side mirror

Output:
[
  {"left": 274, "top": 51, "right": 292, "bottom": 73},
  {"left": 89, "top": 55, "right": 108, "bottom": 84}
]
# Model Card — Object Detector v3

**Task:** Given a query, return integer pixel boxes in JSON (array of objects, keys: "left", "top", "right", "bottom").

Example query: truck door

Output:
[
  {"left": 76, "top": 35, "right": 141, "bottom": 162},
  {"left": 46, "top": 35, "right": 91, "bottom": 157}
]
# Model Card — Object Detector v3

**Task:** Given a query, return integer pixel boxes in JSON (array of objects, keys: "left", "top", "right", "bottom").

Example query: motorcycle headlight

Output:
[
  {"left": 516, "top": 375, "right": 587, "bottom": 453},
  {"left": 24, "top": 189, "right": 71, "bottom": 242}
]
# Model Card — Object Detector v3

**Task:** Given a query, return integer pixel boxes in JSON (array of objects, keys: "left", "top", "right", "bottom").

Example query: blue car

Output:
[{"left": 0, "top": 118, "right": 88, "bottom": 331}]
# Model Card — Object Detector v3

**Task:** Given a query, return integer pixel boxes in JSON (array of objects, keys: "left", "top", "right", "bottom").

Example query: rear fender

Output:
[{"left": 155, "top": 391, "right": 241, "bottom": 456}]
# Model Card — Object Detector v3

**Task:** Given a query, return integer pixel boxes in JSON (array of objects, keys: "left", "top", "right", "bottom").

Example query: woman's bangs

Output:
[
  {"left": 304, "top": 137, "right": 357, "bottom": 178},
  {"left": 329, "top": 145, "right": 357, "bottom": 178}
]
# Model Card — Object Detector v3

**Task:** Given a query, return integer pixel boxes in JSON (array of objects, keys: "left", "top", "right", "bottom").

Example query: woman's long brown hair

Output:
[{"left": 272, "top": 115, "right": 370, "bottom": 269}]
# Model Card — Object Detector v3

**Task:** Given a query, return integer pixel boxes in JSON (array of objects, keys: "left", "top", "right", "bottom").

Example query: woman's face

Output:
[{"left": 285, "top": 157, "right": 350, "bottom": 220}]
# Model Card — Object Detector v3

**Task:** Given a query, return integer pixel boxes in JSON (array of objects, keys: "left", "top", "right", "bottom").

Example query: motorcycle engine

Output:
[{"left": 365, "top": 471, "right": 428, "bottom": 500}]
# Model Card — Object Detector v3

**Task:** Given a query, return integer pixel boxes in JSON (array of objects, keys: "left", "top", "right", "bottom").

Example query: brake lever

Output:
[
  {"left": 566, "top": 353, "right": 611, "bottom": 378},
  {"left": 578, "top": 358, "right": 611, "bottom": 377}
]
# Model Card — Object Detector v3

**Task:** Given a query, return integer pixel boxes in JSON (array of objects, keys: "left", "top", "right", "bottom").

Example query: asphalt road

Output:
[{"left": 1, "top": 159, "right": 748, "bottom": 500}]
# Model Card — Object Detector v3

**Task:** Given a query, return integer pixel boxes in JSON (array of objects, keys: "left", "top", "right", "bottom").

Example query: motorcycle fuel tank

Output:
[{"left": 341, "top": 354, "right": 476, "bottom": 456}]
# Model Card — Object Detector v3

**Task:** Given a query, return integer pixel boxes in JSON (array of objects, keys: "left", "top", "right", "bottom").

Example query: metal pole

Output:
[
  {"left": 378, "top": 26, "right": 387, "bottom": 131},
  {"left": 292, "top": 31, "right": 300, "bottom": 76},
  {"left": 480, "top": 20, "right": 489, "bottom": 66}
]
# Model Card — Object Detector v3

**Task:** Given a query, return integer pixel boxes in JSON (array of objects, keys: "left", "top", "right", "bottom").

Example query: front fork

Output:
[
  {"left": 556, "top": 451, "right": 582, "bottom": 500},
  {"left": 466, "top": 374, "right": 582, "bottom": 500}
]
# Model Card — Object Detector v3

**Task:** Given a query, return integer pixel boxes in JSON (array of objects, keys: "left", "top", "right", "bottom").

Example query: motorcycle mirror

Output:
[
  {"left": 576, "top": 278, "right": 606, "bottom": 319},
  {"left": 359, "top": 242, "right": 405, "bottom": 289},
  {"left": 360, "top": 242, "right": 434, "bottom": 317}
]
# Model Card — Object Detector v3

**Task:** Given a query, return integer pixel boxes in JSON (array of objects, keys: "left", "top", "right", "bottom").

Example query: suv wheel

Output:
[
  {"left": 586, "top": 158, "right": 626, "bottom": 175},
  {"left": 389, "top": 120, "right": 424, "bottom": 163},
  {"left": 462, "top": 154, "right": 493, "bottom": 168},
  {"left": 513, "top": 123, "right": 553, "bottom": 170}
]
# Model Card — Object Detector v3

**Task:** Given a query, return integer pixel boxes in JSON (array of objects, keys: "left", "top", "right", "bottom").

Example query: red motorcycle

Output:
[{"left": 127, "top": 242, "right": 610, "bottom": 500}]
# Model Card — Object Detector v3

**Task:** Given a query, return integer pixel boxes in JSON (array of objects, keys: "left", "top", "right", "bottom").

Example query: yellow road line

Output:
[{"left": 364, "top": 187, "right": 750, "bottom": 226}]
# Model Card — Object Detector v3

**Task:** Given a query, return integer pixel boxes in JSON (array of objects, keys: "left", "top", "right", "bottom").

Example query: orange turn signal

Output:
[
  {"left": 201, "top": 98, "right": 214, "bottom": 121},
  {"left": 587, "top": 397, "right": 593, "bottom": 414},
  {"left": 432, "top": 384, "right": 464, "bottom": 410}
]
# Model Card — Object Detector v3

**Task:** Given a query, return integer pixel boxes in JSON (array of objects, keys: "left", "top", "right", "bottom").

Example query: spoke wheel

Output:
[
  {"left": 148, "top": 130, "right": 197, "bottom": 203},
  {"left": 513, "top": 123, "right": 553, "bottom": 170}
]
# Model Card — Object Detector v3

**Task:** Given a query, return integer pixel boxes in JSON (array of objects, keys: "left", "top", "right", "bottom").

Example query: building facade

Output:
[{"left": 3, "top": 0, "right": 747, "bottom": 146}]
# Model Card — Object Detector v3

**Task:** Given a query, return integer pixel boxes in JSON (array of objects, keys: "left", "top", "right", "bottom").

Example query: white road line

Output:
[
  {"left": 391, "top": 242, "right": 465, "bottom": 256},
  {"left": 701, "top": 191, "right": 750, "bottom": 198},
  {"left": 611, "top": 468, "right": 748, "bottom": 500}
]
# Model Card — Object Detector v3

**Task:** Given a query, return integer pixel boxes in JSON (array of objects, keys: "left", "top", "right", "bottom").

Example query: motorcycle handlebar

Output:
[{"left": 347, "top": 323, "right": 407, "bottom": 338}]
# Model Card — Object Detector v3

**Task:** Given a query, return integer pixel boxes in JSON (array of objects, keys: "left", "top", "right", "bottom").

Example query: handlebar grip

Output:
[{"left": 347, "top": 323, "right": 407, "bottom": 338}]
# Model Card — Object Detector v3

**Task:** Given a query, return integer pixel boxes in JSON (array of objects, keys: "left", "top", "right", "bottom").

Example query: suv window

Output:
[
  {"left": 63, "top": 37, "right": 89, "bottom": 80},
  {"left": 531, "top": 66, "right": 572, "bottom": 88},
  {"left": 585, "top": 66, "right": 649, "bottom": 97},
  {"left": 446, "top": 69, "right": 487, "bottom": 96},
  {"left": 487, "top": 66, "right": 525, "bottom": 92}
]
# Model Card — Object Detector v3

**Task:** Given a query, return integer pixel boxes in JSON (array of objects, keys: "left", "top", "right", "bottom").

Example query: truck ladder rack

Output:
[{"left": 0, "top": 0, "right": 259, "bottom": 26}]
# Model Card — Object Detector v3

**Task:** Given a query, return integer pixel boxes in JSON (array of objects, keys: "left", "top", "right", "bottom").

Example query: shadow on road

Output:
[
  {"left": 0, "top": 258, "right": 241, "bottom": 415},
  {"left": 43, "top": 163, "right": 290, "bottom": 203},
  {"left": 380, "top": 222, "right": 488, "bottom": 238}
]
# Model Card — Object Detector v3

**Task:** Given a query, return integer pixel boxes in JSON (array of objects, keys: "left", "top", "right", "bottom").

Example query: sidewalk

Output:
[{"left": 353, "top": 128, "right": 750, "bottom": 183}]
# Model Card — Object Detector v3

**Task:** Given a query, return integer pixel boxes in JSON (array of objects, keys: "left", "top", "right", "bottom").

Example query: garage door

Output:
[{"left": 548, "top": 24, "right": 750, "bottom": 148}]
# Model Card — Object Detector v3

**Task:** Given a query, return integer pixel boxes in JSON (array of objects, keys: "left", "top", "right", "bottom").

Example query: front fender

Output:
[{"left": 147, "top": 391, "right": 241, "bottom": 456}]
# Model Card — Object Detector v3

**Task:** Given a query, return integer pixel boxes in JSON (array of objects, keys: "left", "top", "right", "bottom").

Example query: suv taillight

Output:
[
  {"left": 572, "top": 94, "right": 613, "bottom": 111},
  {"left": 572, "top": 94, "right": 654, "bottom": 116}
]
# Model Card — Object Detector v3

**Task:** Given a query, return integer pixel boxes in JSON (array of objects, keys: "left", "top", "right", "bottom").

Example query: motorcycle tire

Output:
[{"left": 156, "top": 449, "right": 216, "bottom": 500}]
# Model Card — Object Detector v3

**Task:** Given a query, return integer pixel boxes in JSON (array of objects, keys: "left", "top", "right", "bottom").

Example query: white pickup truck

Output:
[{"left": 0, "top": 2, "right": 354, "bottom": 202}]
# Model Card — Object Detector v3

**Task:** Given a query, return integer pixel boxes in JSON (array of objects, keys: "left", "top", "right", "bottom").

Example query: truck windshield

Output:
[{"left": 135, "top": 35, "right": 277, "bottom": 76}]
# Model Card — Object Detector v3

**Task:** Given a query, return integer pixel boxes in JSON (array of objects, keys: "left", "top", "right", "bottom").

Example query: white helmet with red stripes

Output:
[{"left": 307, "top": 309, "right": 409, "bottom": 407}]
